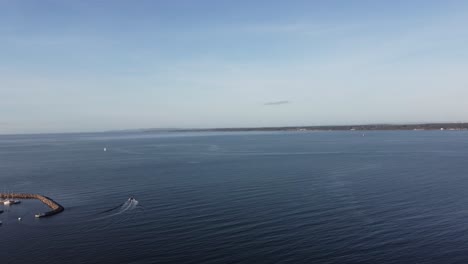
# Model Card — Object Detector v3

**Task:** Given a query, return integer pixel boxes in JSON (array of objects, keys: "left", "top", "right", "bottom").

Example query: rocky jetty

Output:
[{"left": 0, "top": 193, "right": 64, "bottom": 217}]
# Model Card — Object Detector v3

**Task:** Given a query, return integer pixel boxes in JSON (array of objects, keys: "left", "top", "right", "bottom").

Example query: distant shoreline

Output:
[
  {"left": 3, "top": 123, "right": 468, "bottom": 136},
  {"left": 158, "top": 123, "right": 468, "bottom": 133}
]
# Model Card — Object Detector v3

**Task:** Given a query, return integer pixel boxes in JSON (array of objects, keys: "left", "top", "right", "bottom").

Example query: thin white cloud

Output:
[
  {"left": 241, "top": 22, "right": 358, "bottom": 36},
  {"left": 264, "top": 100, "right": 290, "bottom": 106}
]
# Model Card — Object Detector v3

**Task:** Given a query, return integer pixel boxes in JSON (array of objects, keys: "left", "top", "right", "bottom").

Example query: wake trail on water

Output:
[
  {"left": 99, "top": 203, "right": 125, "bottom": 214},
  {"left": 93, "top": 198, "right": 140, "bottom": 220},
  {"left": 61, "top": 198, "right": 144, "bottom": 233}
]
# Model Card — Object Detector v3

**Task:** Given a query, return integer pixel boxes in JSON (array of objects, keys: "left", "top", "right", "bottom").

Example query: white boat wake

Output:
[{"left": 95, "top": 198, "right": 140, "bottom": 220}]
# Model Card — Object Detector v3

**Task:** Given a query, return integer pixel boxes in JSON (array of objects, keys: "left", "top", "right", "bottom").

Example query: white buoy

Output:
[
  {"left": 18, "top": 217, "right": 22, "bottom": 221},
  {"left": 103, "top": 147, "right": 107, "bottom": 152}
]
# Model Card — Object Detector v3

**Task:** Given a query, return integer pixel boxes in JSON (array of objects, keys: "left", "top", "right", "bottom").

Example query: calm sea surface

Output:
[{"left": 2, "top": 131, "right": 468, "bottom": 263}]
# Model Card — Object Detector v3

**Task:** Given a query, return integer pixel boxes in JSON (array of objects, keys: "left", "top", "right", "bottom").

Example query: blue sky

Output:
[{"left": 1, "top": 0, "right": 468, "bottom": 133}]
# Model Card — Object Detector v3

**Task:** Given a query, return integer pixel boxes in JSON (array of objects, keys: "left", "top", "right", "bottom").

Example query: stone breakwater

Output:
[{"left": 0, "top": 193, "right": 64, "bottom": 217}]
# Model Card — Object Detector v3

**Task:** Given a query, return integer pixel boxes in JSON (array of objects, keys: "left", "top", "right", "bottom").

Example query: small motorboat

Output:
[
  {"left": 3, "top": 199, "right": 21, "bottom": 205},
  {"left": 35, "top": 213, "right": 45, "bottom": 218}
]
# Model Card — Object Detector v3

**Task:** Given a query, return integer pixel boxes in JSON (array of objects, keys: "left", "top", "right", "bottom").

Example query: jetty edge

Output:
[{"left": 0, "top": 193, "right": 64, "bottom": 218}]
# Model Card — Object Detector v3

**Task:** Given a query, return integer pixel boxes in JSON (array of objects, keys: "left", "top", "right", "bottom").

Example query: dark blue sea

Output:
[{"left": 2, "top": 131, "right": 468, "bottom": 263}]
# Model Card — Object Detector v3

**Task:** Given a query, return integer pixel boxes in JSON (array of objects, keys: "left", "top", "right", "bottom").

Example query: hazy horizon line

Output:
[{"left": 2, "top": 121, "right": 468, "bottom": 136}]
